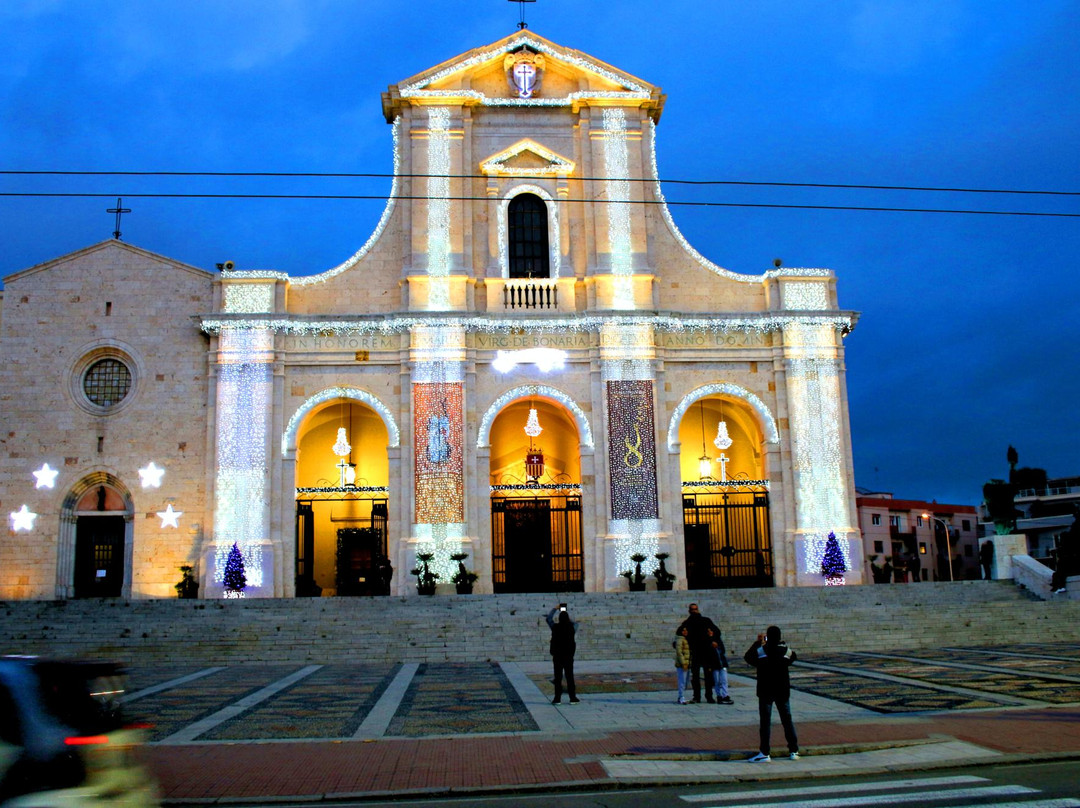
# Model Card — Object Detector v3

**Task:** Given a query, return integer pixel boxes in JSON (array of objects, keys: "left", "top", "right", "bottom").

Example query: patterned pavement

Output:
[{"left": 118, "top": 642, "right": 1080, "bottom": 744}]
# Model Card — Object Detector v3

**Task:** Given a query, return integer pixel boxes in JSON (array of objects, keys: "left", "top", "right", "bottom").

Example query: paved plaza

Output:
[{"left": 123, "top": 641, "right": 1080, "bottom": 802}]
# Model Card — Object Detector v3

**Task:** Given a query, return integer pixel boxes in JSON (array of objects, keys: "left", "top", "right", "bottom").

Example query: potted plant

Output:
[
  {"left": 410, "top": 551, "right": 440, "bottom": 596},
  {"left": 450, "top": 552, "right": 478, "bottom": 594},
  {"left": 652, "top": 552, "right": 675, "bottom": 590},
  {"left": 621, "top": 553, "right": 648, "bottom": 591},
  {"left": 174, "top": 565, "right": 199, "bottom": 599}
]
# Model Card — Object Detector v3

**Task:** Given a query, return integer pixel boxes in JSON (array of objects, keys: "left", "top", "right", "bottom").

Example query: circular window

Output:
[{"left": 82, "top": 359, "right": 132, "bottom": 408}]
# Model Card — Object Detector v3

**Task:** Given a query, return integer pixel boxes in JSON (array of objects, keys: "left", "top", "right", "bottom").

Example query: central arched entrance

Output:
[
  {"left": 293, "top": 397, "right": 390, "bottom": 596},
  {"left": 678, "top": 392, "right": 773, "bottom": 588},
  {"left": 488, "top": 395, "right": 584, "bottom": 593}
]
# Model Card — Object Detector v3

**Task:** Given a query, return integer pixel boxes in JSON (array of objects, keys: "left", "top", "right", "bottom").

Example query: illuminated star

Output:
[
  {"left": 10, "top": 505, "right": 37, "bottom": 532},
  {"left": 32, "top": 463, "right": 59, "bottom": 489},
  {"left": 156, "top": 504, "right": 182, "bottom": 528},
  {"left": 138, "top": 462, "right": 165, "bottom": 488}
]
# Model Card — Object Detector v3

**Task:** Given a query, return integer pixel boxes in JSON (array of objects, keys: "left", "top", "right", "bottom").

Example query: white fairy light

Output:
[
  {"left": 32, "top": 463, "right": 58, "bottom": 489},
  {"left": 222, "top": 283, "right": 275, "bottom": 314},
  {"left": 427, "top": 107, "right": 452, "bottom": 311},
  {"left": 782, "top": 281, "right": 830, "bottom": 310},
  {"left": 481, "top": 140, "right": 574, "bottom": 176},
  {"left": 10, "top": 504, "right": 37, "bottom": 532},
  {"left": 281, "top": 386, "right": 400, "bottom": 457},
  {"left": 524, "top": 407, "right": 543, "bottom": 438},
  {"left": 212, "top": 327, "right": 272, "bottom": 590},
  {"left": 498, "top": 185, "right": 561, "bottom": 279},
  {"left": 477, "top": 384, "right": 594, "bottom": 449},
  {"left": 138, "top": 462, "right": 165, "bottom": 488},
  {"left": 667, "top": 384, "right": 780, "bottom": 451},
  {"left": 398, "top": 34, "right": 651, "bottom": 95},
  {"left": 603, "top": 109, "right": 635, "bottom": 310},
  {"left": 156, "top": 504, "right": 183, "bottom": 529},
  {"left": 332, "top": 427, "right": 351, "bottom": 457}
]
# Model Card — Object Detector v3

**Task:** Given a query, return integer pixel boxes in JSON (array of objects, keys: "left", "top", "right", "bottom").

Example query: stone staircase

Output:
[{"left": 2, "top": 581, "right": 1076, "bottom": 666}]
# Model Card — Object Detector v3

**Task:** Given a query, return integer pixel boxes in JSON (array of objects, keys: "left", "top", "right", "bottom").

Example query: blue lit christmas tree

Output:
[
  {"left": 223, "top": 542, "right": 247, "bottom": 597},
  {"left": 821, "top": 532, "right": 847, "bottom": 584}
]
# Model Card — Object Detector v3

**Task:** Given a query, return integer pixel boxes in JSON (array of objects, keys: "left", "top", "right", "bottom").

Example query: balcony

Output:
[{"left": 502, "top": 280, "right": 559, "bottom": 310}]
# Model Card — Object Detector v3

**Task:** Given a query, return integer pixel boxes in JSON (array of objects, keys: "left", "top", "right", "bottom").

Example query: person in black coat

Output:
[
  {"left": 546, "top": 604, "right": 579, "bottom": 704},
  {"left": 677, "top": 603, "right": 721, "bottom": 703},
  {"left": 743, "top": 625, "right": 799, "bottom": 761}
]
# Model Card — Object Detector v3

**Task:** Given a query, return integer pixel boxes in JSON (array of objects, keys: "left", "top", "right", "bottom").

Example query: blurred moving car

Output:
[{"left": 0, "top": 657, "right": 159, "bottom": 808}]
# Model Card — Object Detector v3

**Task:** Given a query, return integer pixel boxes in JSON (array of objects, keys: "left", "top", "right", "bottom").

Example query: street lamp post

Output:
[{"left": 924, "top": 512, "right": 954, "bottom": 582}]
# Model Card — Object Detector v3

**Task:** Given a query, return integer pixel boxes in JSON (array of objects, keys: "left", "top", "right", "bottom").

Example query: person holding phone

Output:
[
  {"left": 546, "top": 603, "right": 579, "bottom": 704},
  {"left": 743, "top": 625, "right": 799, "bottom": 762}
]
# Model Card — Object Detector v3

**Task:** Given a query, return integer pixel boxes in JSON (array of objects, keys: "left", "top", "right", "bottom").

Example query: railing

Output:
[
  {"left": 503, "top": 281, "right": 558, "bottom": 310},
  {"left": 1016, "top": 485, "right": 1080, "bottom": 498}
]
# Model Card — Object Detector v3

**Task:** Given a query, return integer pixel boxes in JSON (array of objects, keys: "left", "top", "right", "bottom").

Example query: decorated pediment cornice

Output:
[{"left": 480, "top": 139, "right": 575, "bottom": 177}]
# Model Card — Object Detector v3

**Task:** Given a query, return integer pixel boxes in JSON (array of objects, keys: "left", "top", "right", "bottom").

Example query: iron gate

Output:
[
  {"left": 492, "top": 496, "right": 583, "bottom": 593},
  {"left": 683, "top": 491, "right": 773, "bottom": 588}
]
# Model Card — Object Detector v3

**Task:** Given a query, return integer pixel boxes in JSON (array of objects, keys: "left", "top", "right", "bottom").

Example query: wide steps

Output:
[{"left": 2, "top": 581, "right": 1073, "bottom": 665}]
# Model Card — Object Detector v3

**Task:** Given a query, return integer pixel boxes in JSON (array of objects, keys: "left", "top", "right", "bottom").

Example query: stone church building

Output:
[{"left": 0, "top": 31, "right": 861, "bottom": 600}]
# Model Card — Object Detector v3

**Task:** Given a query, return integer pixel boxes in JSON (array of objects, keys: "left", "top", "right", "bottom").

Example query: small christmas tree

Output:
[
  {"left": 821, "top": 532, "right": 847, "bottom": 585},
  {"left": 223, "top": 542, "right": 247, "bottom": 597}
]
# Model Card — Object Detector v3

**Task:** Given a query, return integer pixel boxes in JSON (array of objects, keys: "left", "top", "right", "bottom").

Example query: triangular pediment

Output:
[
  {"left": 480, "top": 139, "right": 575, "bottom": 177},
  {"left": 383, "top": 30, "right": 665, "bottom": 122},
  {"left": 3, "top": 239, "right": 212, "bottom": 285}
]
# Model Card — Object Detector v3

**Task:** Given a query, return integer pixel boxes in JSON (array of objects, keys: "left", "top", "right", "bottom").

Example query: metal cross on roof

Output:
[
  {"left": 508, "top": 0, "right": 535, "bottom": 30},
  {"left": 107, "top": 197, "right": 131, "bottom": 240}
]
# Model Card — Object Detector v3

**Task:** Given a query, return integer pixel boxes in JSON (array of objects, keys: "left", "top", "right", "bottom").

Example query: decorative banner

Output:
[
  {"left": 414, "top": 382, "right": 464, "bottom": 524},
  {"left": 607, "top": 380, "right": 658, "bottom": 520}
]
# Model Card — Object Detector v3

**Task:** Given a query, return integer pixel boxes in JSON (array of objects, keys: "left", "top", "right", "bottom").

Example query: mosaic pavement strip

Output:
[
  {"left": 199, "top": 664, "right": 399, "bottom": 740},
  {"left": 812, "top": 652, "right": 1080, "bottom": 704},
  {"left": 529, "top": 670, "right": 673, "bottom": 695},
  {"left": 124, "top": 665, "right": 213, "bottom": 694},
  {"left": 385, "top": 662, "right": 538, "bottom": 737},
  {"left": 125, "top": 665, "right": 302, "bottom": 742},
  {"left": 923, "top": 649, "right": 1080, "bottom": 678},
  {"left": 787, "top": 666, "right": 1002, "bottom": 713},
  {"left": 946, "top": 642, "right": 1080, "bottom": 662}
]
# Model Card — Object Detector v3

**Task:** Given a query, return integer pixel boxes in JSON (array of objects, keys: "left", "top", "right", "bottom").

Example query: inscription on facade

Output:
[
  {"left": 659, "top": 331, "right": 771, "bottom": 348},
  {"left": 474, "top": 333, "right": 593, "bottom": 350},
  {"left": 284, "top": 334, "right": 399, "bottom": 352}
]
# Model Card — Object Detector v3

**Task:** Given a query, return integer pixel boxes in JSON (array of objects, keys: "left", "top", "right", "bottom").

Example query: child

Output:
[
  {"left": 707, "top": 626, "right": 734, "bottom": 705},
  {"left": 673, "top": 625, "right": 691, "bottom": 704}
]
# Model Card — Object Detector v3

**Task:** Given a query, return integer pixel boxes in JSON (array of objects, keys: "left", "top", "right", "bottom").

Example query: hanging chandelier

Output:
[
  {"left": 713, "top": 398, "right": 733, "bottom": 450},
  {"left": 332, "top": 427, "right": 351, "bottom": 457},
  {"left": 524, "top": 402, "right": 545, "bottom": 481},
  {"left": 697, "top": 399, "right": 711, "bottom": 479}
]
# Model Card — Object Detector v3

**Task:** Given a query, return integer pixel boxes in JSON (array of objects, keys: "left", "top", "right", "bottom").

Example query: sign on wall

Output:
[{"left": 606, "top": 380, "right": 659, "bottom": 520}]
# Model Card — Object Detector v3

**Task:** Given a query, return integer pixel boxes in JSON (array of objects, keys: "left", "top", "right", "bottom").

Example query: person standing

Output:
[
  {"left": 546, "top": 604, "right": 579, "bottom": 704},
  {"left": 980, "top": 540, "right": 994, "bottom": 581},
  {"left": 707, "top": 626, "right": 734, "bottom": 704},
  {"left": 678, "top": 603, "right": 719, "bottom": 703},
  {"left": 744, "top": 625, "right": 799, "bottom": 762},
  {"left": 673, "top": 625, "right": 691, "bottom": 704}
]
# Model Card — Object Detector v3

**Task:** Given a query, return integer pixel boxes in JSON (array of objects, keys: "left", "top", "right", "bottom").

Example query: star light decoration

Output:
[
  {"left": 33, "top": 463, "right": 59, "bottom": 489},
  {"left": 156, "top": 504, "right": 183, "bottom": 528},
  {"left": 10, "top": 505, "right": 37, "bottom": 532},
  {"left": 138, "top": 462, "right": 165, "bottom": 488}
]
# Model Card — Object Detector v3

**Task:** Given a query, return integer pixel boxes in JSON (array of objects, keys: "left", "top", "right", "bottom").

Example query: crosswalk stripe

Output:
[
  {"left": 681, "top": 775, "right": 989, "bottom": 802},
  {"left": 695, "top": 785, "right": 1037, "bottom": 808}
]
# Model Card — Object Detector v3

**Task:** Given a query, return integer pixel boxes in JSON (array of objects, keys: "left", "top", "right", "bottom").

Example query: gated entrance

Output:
[
  {"left": 492, "top": 495, "right": 583, "bottom": 593},
  {"left": 683, "top": 490, "right": 773, "bottom": 588},
  {"left": 295, "top": 496, "right": 388, "bottom": 596},
  {"left": 73, "top": 515, "right": 125, "bottom": 598}
]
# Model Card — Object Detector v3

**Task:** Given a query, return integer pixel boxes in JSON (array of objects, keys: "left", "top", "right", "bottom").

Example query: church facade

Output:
[{"left": 0, "top": 31, "right": 862, "bottom": 600}]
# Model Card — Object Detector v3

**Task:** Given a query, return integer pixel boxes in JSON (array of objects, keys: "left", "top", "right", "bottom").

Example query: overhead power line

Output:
[
  {"left": 1, "top": 169, "right": 1078, "bottom": 196},
  {"left": 0, "top": 191, "right": 1075, "bottom": 218}
]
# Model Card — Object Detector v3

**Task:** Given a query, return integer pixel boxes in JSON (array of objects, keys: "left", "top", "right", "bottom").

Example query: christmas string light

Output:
[
  {"left": 609, "top": 517, "right": 661, "bottom": 579},
  {"left": 781, "top": 281, "right": 830, "bottom": 311},
  {"left": 398, "top": 34, "right": 651, "bottom": 96},
  {"left": 222, "top": 283, "right": 275, "bottom": 314},
  {"left": 497, "top": 184, "right": 562, "bottom": 279},
  {"left": 666, "top": 383, "right": 780, "bottom": 450},
  {"left": 281, "top": 386, "right": 400, "bottom": 457},
  {"left": 426, "top": 107, "right": 452, "bottom": 311},
  {"left": 212, "top": 327, "right": 271, "bottom": 589},
  {"left": 481, "top": 140, "right": 574, "bottom": 177},
  {"left": 476, "top": 384, "right": 594, "bottom": 449},
  {"left": 603, "top": 109, "right": 635, "bottom": 309},
  {"left": 400, "top": 89, "right": 651, "bottom": 105}
]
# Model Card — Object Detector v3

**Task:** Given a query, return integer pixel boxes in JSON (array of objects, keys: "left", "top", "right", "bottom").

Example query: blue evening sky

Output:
[{"left": 2, "top": 1, "right": 1077, "bottom": 508}]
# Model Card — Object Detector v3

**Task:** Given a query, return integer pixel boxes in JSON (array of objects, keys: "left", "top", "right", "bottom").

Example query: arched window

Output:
[{"left": 508, "top": 193, "right": 550, "bottom": 278}]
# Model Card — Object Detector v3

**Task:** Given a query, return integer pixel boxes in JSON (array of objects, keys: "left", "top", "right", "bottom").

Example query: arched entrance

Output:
[
  {"left": 677, "top": 393, "right": 773, "bottom": 588},
  {"left": 488, "top": 396, "right": 584, "bottom": 593},
  {"left": 293, "top": 398, "right": 390, "bottom": 597},
  {"left": 63, "top": 478, "right": 132, "bottom": 599}
]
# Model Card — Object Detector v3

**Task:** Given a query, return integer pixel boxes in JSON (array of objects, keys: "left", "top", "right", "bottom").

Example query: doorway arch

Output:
[{"left": 58, "top": 473, "right": 134, "bottom": 599}]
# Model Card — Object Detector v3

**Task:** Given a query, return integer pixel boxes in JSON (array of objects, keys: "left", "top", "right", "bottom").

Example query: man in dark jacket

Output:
[
  {"left": 546, "top": 604, "right": 579, "bottom": 704},
  {"left": 677, "top": 603, "right": 721, "bottom": 703},
  {"left": 743, "top": 625, "right": 799, "bottom": 761}
]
